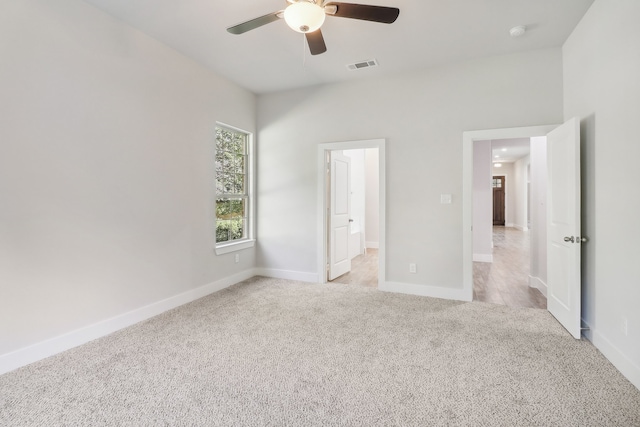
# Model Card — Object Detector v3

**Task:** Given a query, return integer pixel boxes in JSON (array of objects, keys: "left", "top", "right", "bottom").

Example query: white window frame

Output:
[{"left": 214, "top": 122, "right": 255, "bottom": 255}]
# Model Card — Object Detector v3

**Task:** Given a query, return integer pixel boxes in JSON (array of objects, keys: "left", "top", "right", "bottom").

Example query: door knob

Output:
[{"left": 564, "top": 236, "right": 575, "bottom": 243}]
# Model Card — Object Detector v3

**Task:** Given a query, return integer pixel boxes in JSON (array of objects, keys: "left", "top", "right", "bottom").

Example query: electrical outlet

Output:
[
  {"left": 235, "top": 254, "right": 240, "bottom": 264},
  {"left": 623, "top": 318, "right": 628, "bottom": 336},
  {"left": 409, "top": 263, "right": 416, "bottom": 274}
]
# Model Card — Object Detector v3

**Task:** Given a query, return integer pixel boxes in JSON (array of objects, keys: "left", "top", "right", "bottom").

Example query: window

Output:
[{"left": 215, "top": 124, "right": 253, "bottom": 253}]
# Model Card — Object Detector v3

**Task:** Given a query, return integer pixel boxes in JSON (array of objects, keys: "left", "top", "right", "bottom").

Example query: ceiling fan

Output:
[{"left": 227, "top": 0, "right": 400, "bottom": 55}]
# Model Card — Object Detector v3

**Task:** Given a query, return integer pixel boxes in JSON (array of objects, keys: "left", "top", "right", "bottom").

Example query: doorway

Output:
[
  {"left": 316, "top": 139, "right": 386, "bottom": 287},
  {"left": 473, "top": 137, "right": 545, "bottom": 308},
  {"left": 462, "top": 125, "right": 557, "bottom": 301},
  {"left": 465, "top": 120, "right": 582, "bottom": 338},
  {"left": 329, "top": 148, "right": 379, "bottom": 287}
]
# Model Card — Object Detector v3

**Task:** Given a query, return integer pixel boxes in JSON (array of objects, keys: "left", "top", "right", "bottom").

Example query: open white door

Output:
[
  {"left": 547, "top": 117, "right": 582, "bottom": 339},
  {"left": 329, "top": 151, "right": 351, "bottom": 280}
]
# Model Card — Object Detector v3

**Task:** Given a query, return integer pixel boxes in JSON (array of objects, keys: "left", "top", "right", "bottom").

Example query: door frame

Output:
[
  {"left": 462, "top": 125, "right": 557, "bottom": 301},
  {"left": 317, "top": 139, "right": 386, "bottom": 286}
]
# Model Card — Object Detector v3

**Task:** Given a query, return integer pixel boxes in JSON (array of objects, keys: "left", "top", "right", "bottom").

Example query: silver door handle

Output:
[
  {"left": 564, "top": 236, "right": 575, "bottom": 243},
  {"left": 349, "top": 219, "right": 354, "bottom": 222}
]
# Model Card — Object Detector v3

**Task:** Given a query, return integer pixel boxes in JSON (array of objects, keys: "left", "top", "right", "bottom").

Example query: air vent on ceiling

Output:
[{"left": 346, "top": 59, "right": 379, "bottom": 71}]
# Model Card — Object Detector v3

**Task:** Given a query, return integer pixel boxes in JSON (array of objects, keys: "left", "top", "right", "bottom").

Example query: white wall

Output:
[
  {"left": 473, "top": 140, "right": 492, "bottom": 262},
  {"left": 563, "top": 0, "right": 640, "bottom": 389},
  {"left": 529, "top": 137, "right": 548, "bottom": 293},
  {"left": 257, "top": 48, "right": 563, "bottom": 294},
  {"left": 364, "top": 148, "right": 379, "bottom": 248},
  {"left": 0, "top": 0, "right": 256, "bottom": 361},
  {"left": 512, "top": 155, "right": 530, "bottom": 230}
]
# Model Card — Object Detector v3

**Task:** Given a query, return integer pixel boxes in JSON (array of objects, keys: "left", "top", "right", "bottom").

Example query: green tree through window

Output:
[{"left": 215, "top": 125, "right": 249, "bottom": 244}]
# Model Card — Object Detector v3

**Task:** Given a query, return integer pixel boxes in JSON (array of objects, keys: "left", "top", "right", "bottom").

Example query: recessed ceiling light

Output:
[
  {"left": 494, "top": 163, "right": 503, "bottom": 168},
  {"left": 509, "top": 25, "right": 526, "bottom": 37},
  {"left": 501, "top": 148, "right": 507, "bottom": 151},
  {"left": 495, "top": 155, "right": 500, "bottom": 158}
]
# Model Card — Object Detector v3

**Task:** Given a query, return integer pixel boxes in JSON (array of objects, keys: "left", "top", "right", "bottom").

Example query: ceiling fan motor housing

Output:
[{"left": 227, "top": 1, "right": 400, "bottom": 55}]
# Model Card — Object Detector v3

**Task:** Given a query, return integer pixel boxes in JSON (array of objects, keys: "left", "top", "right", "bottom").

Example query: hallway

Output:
[{"left": 473, "top": 227, "right": 546, "bottom": 309}]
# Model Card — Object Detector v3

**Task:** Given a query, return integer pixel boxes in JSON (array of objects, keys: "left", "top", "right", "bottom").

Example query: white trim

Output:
[
  {"left": 463, "top": 125, "right": 559, "bottom": 303},
  {"left": 473, "top": 254, "right": 493, "bottom": 263},
  {"left": 589, "top": 326, "right": 640, "bottom": 391},
  {"left": 0, "top": 269, "right": 255, "bottom": 375},
  {"left": 215, "top": 239, "right": 255, "bottom": 255},
  {"left": 513, "top": 224, "right": 529, "bottom": 232},
  {"left": 380, "top": 281, "right": 471, "bottom": 302},
  {"left": 253, "top": 268, "right": 319, "bottom": 283},
  {"left": 506, "top": 222, "right": 515, "bottom": 228},
  {"left": 317, "top": 139, "right": 386, "bottom": 286},
  {"left": 528, "top": 275, "right": 548, "bottom": 297},
  {"left": 365, "top": 241, "right": 379, "bottom": 249}
]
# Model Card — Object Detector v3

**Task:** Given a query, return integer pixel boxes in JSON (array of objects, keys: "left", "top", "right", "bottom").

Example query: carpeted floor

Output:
[{"left": 1, "top": 276, "right": 639, "bottom": 426}]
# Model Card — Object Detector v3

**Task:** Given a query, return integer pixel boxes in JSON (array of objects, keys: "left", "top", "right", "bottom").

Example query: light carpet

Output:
[{"left": 1, "top": 276, "right": 639, "bottom": 426}]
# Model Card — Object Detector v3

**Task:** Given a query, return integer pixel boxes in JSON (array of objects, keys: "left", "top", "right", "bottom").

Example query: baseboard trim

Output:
[
  {"left": 254, "top": 268, "right": 319, "bottom": 283},
  {"left": 0, "top": 269, "right": 255, "bottom": 375},
  {"left": 513, "top": 224, "right": 529, "bottom": 231},
  {"left": 590, "top": 327, "right": 640, "bottom": 391},
  {"left": 528, "top": 275, "right": 548, "bottom": 297},
  {"left": 380, "top": 281, "right": 472, "bottom": 302},
  {"left": 473, "top": 254, "right": 493, "bottom": 263},
  {"left": 365, "top": 241, "right": 379, "bottom": 249}
]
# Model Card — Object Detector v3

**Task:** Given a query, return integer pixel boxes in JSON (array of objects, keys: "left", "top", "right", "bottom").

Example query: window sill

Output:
[{"left": 215, "top": 239, "right": 255, "bottom": 255}]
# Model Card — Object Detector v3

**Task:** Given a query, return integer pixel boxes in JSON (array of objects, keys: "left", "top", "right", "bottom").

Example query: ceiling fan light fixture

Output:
[
  {"left": 284, "top": 2, "right": 325, "bottom": 33},
  {"left": 509, "top": 25, "right": 526, "bottom": 37}
]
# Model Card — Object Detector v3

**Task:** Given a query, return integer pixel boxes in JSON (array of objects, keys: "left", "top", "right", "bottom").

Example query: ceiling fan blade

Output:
[
  {"left": 325, "top": 2, "right": 399, "bottom": 24},
  {"left": 227, "top": 11, "right": 283, "bottom": 35},
  {"left": 305, "top": 29, "right": 327, "bottom": 55}
]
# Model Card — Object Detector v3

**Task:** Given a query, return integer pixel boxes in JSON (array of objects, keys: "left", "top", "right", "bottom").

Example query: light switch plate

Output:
[{"left": 440, "top": 194, "right": 452, "bottom": 204}]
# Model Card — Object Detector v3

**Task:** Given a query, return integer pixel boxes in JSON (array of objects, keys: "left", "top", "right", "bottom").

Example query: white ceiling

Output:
[
  {"left": 491, "top": 138, "right": 531, "bottom": 163},
  {"left": 82, "top": 0, "right": 594, "bottom": 94}
]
